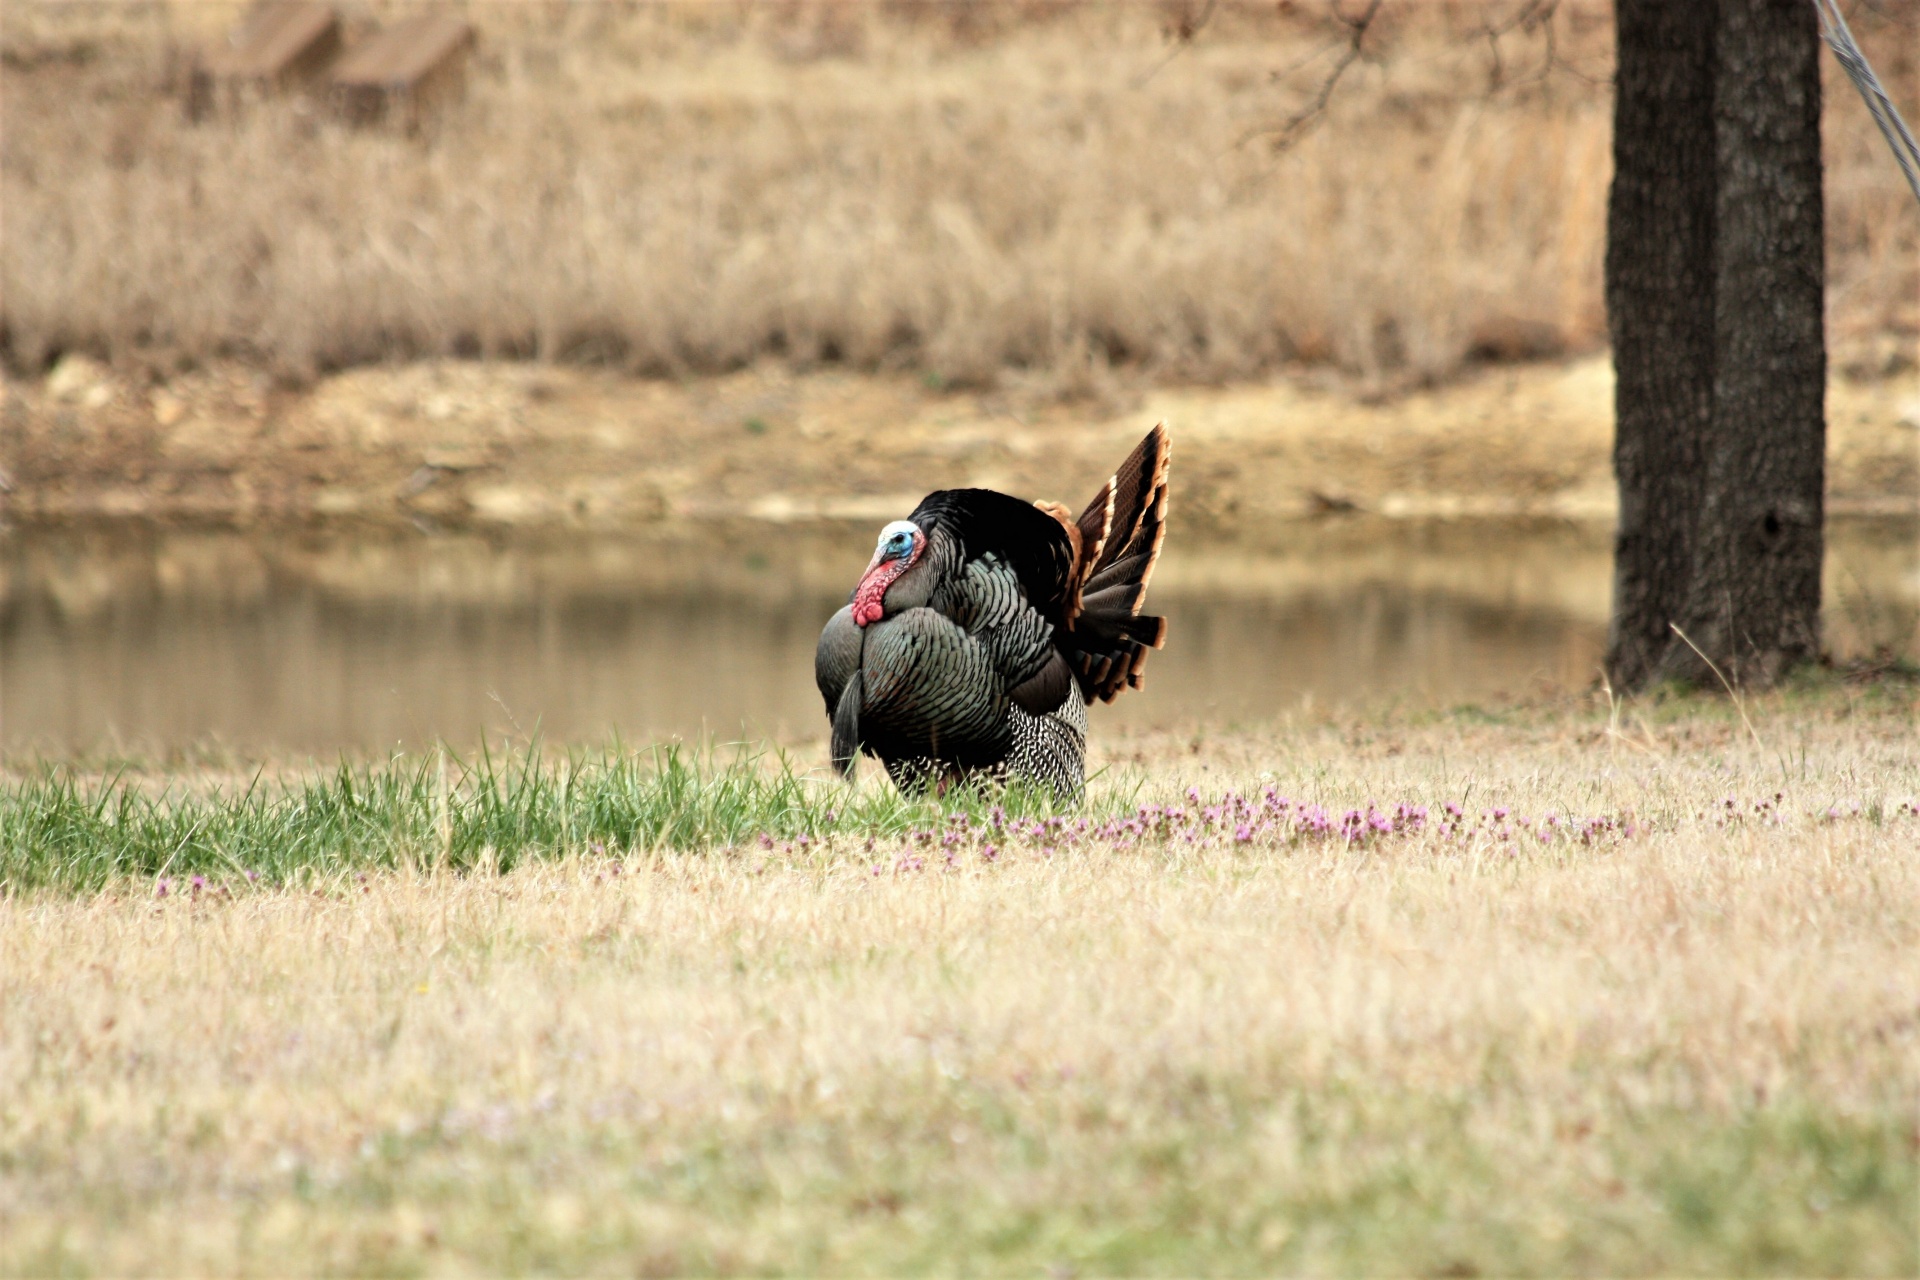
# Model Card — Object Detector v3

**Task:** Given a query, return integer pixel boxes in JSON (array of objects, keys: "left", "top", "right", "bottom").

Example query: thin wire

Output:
[{"left": 1813, "top": 0, "right": 1920, "bottom": 205}]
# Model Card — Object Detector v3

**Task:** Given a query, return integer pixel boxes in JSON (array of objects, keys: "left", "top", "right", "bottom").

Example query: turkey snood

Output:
[{"left": 851, "top": 530, "right": 926, "bottom": 627}]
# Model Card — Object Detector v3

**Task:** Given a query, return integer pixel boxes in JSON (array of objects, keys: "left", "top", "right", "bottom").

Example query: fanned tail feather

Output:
[
  {"left": 1074, "top": 480, "right": 1116, "bottom": 609},
  {"left": 1061, "top": 424, "right": 1171, "bottom": 704},
  {"left": 1081, "top": 424, "right": 1170, "bottom": 583}
]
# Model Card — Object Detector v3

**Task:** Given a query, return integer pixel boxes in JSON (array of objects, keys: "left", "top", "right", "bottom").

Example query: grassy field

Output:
[
  {"left": 5, "top": 0, "right": 1916, "bottom": 387},
  {"left": 5, "top": 4, "right": 1916, "bottom": 1271},
  {"left": 4, "top": 678, "right": 1917, "bottom": 1275}
]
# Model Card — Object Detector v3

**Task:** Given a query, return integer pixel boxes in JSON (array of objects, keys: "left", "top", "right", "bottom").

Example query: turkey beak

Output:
[{"left": 856, "top": 542, "right": 896, "bottom": 588}]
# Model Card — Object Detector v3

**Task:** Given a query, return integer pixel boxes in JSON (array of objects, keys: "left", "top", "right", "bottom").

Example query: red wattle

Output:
[
  {"left": 851, "top": 529, "right": 924, "bottom": 628},
  {"left": 851, "top": 565, "right": 897, "bottom": 627}
]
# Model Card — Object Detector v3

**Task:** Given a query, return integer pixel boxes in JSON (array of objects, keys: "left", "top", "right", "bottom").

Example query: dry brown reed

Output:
[{"left": 5, "top": 1, "right": 1913, "bottom": 388}]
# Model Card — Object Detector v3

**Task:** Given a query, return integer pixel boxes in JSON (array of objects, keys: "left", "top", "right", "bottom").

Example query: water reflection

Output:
[{"left": 2, "top": 520, "right": 1913, "bottom": 756}]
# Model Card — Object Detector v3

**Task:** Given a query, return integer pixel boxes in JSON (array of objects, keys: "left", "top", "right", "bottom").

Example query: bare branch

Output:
[
  {"left": 1481, "top": 0, "right": 1556, "bottom": 92},
  {"left": 1816, "top": 0, "right": 1920, "bottom": 205},
  {"left": 1480, "top": 0, "right": 1610, "bottom": 94},
  {"left": 1246, "top": 0, "right": 1386, "bottom": 154},
  {"left": 1133, "top": 0, "right": 1219, "bottom": 90}
]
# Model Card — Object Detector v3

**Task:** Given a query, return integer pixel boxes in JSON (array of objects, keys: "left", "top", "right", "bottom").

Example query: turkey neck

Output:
[{"left": 879, "top": 534, "right": 954, "bottom": 615}]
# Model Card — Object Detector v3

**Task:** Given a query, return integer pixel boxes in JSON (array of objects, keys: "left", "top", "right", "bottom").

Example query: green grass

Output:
[
  {"left": 0, "top": 745, "right": 1099, "bottom": 895},
  {"left": 13, "top": 1081, "right": 1909, "bottom": 1276}
]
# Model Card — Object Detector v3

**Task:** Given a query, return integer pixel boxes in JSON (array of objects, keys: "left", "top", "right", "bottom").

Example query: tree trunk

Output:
[
  {"left": 1606, "top": 0, "right": 1717, "bottom": 692},
  {"left": 1606, "top": 0, "right": 1826, "bottom": 693}
]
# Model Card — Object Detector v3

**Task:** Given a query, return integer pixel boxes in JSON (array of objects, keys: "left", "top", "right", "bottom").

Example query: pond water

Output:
[{"left": 2, "top": 519, "right": 1914, "bottom": 757}]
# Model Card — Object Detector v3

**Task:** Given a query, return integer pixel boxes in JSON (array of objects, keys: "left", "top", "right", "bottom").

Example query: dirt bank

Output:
[{"left": 3, "top": 356, "right": 1916, "bottom": 532}]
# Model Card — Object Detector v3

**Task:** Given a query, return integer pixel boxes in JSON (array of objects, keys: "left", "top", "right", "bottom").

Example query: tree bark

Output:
[
  {"left": 1606, "top": 0, "right": 1717, "bottom": 692},
  {"left": 1670, "top": 0, "right": 1826, "bottom": 686},
  {"left": 1605, "top": 0, "right": 1827, "bottom": 692}
]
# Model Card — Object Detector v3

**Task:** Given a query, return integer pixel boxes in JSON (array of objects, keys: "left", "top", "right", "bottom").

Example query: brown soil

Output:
[{"left": 3, "top": 356, "right": 1915, "bottom": 532}]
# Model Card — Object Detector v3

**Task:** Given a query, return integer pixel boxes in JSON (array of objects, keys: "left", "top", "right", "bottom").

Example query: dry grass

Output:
[
  {"left": 3, "top": 685, "right": 1917, "bottom": 1274},
  {"left": 4, "top": 1, "right": 1914, "bottom": 389}
]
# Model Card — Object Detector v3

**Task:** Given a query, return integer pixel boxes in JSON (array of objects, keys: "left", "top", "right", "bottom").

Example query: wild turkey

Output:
[{"left": 815, "top": 423, "right": 1171, "bottom": 797}]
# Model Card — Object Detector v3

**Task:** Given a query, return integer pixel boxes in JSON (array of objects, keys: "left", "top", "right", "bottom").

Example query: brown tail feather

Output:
[
  {"left": 1069, "top": 481, "right": 1115, "bottom": 622},
  {"left": 1079, "top": 581, "right": 1146, "bottom": 617},
  {"left": 1044, "top": 424, "right": 1172, "bottom": 704},
  {"left": 1058, "top": 424, "right": 1170, "bottom": 627},
  {"left": 1086, "top": 423, "right": 1170, "bottom": 585}
]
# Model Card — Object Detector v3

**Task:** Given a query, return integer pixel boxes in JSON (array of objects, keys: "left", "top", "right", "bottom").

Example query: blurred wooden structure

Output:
[
  {"left": 329, "top": 12, "right": 476, "bottom": 130},
  {"left": 187, "top": 1, "right": 340, "bottom": 118}
]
